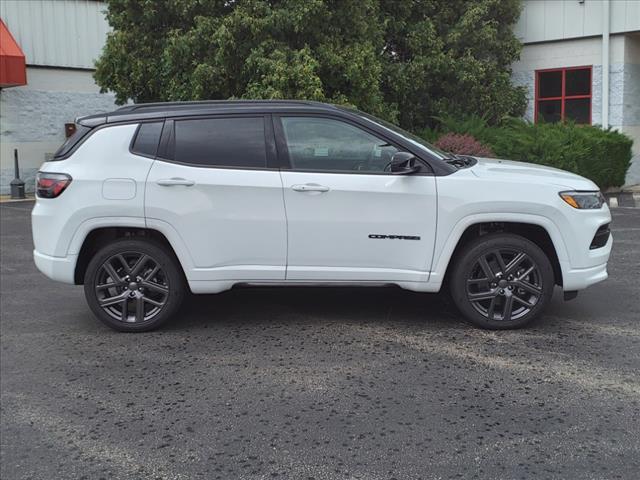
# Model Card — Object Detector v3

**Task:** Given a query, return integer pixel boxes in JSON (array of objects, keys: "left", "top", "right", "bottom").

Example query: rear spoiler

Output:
[{"left": 77, "top": 114, "right": 106, "bottom": 128}]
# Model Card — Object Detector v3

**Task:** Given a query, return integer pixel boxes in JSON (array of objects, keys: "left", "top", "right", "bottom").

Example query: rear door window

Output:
[{"left": 172, "top": 117, "right": 267, "bottom": 168}]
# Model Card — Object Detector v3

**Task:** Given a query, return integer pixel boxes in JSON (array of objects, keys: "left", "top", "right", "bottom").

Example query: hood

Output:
[{"left": 469, "top": 157, "right": 599, "bottom": 191}]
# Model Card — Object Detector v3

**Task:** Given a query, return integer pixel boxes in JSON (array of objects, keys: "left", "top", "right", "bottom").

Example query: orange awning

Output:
[{"left": 0, "top": 19, "right": 26, "bottom": 87}]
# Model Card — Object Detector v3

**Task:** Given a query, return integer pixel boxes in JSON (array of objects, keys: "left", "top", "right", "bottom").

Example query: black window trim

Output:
[
  {"left": 157, "top": 113, "right": 277, "bottom": 171},
  {"left": 272, "top": 113, "right": 435, "bottom": 176},
  {"left": 47, "top": 107, "right": 452, "bottom": 176},
  {"left": 51, "top": 124, "right": 93, "bottom": 161},
  {"left": 128, "top": 120, "right": 166, "bottom": 159},
  {"left": 50, "top": 124, "right": 94, "bottom": 161},
  {"left": 157, "top": 119, "right": 174, "bottom": 160}
]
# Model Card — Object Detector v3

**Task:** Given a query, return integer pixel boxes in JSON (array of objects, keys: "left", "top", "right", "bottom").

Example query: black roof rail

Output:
[
  {"left": 115, "top": 99, "right": 333, "bottom": 112},
  {"left": 77, "top": 99, "right": 341, "bottom": 128}
]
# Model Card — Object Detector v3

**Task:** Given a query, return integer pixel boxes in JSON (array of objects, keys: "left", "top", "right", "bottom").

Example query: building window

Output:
[{"left": 535, "top": 66, "right": 591, "bottom": 124}]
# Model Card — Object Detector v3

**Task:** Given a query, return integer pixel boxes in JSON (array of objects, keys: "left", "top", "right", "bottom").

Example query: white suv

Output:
[{"left": 32, "top": 101, "right": 612, "bottom": 332}]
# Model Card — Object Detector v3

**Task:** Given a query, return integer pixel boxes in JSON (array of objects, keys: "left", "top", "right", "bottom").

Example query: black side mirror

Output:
[{"left": 390, "top": 152, "right": 420, "bottom": 175}]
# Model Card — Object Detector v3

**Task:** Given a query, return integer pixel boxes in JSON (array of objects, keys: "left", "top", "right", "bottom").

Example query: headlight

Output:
[{"left": 559, "top": 191, "right": 605, "bottom": 209}]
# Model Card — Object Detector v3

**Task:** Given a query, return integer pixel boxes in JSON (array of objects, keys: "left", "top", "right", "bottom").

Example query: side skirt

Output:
[{"left": 187, "top": 279, "right": 440, "bottom": 294}]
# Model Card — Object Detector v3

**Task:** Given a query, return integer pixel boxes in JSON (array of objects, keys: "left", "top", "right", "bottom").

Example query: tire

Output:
[
  {"left": 449, "top": 233, "right": 554, "bottom": 329},
  {"left": 83, "top": 238, "right": 185, "bottom": 332}
]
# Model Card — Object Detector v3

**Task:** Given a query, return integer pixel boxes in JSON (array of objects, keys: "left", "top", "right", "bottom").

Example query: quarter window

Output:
[
  {"left": 173, "top": 117, "right": 267, "bottom": 168},
  {"left": 280, "top": 117, "right": 399, "bottom": 173},
  {"left": 536, "top": 67, "right": 591, "bottom": 124},
  {"left": 131, "top": 122, "right": 163, "bottom": 157}
]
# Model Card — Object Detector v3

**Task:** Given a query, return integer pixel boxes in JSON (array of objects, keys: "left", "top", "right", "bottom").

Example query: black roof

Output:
[{"left": 77, "top": 100, "right": 343, "bottom": 127}]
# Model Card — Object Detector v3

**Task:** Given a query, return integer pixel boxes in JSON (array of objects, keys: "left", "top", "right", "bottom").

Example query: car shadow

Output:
[
  {"left": 164, "top": 286, "right": 464, "bottom": 331},
  {"left": 158, "top": 285, "right": 580, "bottom": 334}
]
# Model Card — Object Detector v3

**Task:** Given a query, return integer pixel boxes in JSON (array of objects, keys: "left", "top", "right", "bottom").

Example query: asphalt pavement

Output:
[{"left": 1, "top": 201, "right": 639, "bottom": 480}]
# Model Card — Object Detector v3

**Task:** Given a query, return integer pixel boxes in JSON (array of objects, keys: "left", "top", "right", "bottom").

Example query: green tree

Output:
[
  {"left": 95, "top": 0, "right": 525, "bottom": 130},
  {"left": 380, "top": 0, "right": 527, "bottom": 130}
]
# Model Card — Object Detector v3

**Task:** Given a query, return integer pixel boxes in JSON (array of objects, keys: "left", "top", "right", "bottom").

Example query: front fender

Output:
[{"left": 428, "top": 212, "right": 569, "bottom": 288}]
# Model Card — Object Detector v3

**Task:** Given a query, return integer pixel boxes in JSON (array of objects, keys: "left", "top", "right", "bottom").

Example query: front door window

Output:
[{"left": 280, "top": 117, "right": 399, "bottom": 173}]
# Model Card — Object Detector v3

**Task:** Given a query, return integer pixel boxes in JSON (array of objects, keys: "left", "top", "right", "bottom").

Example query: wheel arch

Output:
[
  {"left": 74, "top": 226, "right": 189, "bottom": 285},
  {"left": 436, "top": 218, "right": 566, "bottom": 288}
]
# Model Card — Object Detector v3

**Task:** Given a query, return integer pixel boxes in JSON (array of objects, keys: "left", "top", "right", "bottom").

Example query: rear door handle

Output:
[
  {"left": 291, "top": 184, "right": 330, "bottom": 193},
  {"left": 156, "top": 178, "right": 195, "bottom": 187}
]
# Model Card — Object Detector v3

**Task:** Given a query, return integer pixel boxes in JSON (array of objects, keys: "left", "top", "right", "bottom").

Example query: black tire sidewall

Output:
[
  {"left": 83, "top": 239, "right": 185, "bottom": 332},
  {"left": 450, "top": 233, "right": 554, "bottom": 330}
]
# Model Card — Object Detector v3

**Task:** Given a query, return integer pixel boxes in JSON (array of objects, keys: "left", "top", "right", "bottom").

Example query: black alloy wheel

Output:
[
  {"left": 449, "top": 233, "right": 554, "bottom": 329},
  {"left": 466, "top": 248, "right": 543, "bottom": 322},
  {"left": 84, "top": 239, "right": 185, "bottom": 332},
  {"left": 95, "top": 252, "right": 169, "bottom": 323}
]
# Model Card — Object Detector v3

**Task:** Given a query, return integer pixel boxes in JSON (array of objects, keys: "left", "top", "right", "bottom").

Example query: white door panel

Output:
[
  {"left": 146, "top": 162, "right": 287, "bottom": 280},
  {"left": 280, "top": 171, "right": 437, "bottom": 281}
]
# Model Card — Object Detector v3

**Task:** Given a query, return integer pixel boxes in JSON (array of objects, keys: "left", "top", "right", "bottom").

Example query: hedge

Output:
[
  {"left": 421, "top": 116, "right": 633, "bottom": 189},
  {"left": 434, "top": 133, "right": 494, "bottom": 158}
]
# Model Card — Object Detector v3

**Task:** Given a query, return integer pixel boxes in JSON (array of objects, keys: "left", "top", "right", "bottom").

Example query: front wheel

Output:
[
  {"left": 84, "top": 239, "right": 185, "bottom": 332},
  {"left": 449, "top": 233, "right": 554, "bottom": 329}
]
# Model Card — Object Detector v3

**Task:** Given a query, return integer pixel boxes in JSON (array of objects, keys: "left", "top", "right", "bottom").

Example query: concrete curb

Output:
[
  {"left": 0, "top": 196, "right": 35, "bottom": 204},
  {"left": 605, "top": 192, "right": 640, "bottom": 208}
]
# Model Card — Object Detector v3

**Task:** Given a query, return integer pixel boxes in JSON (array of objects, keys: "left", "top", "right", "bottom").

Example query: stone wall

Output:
[
  {"left": 511, "top": 63, "right": 625, "bottom": 127},
  {"left": 0, "top": 68, "right": 117, "bottom": 194},
  {"left": 621, "top": 63, "right": 640, "bottom": 186}
]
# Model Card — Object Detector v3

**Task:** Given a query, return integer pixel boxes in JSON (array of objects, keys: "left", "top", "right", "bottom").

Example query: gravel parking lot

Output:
[{"left": 1, "top": 201, "right": 639, "bottom": 480}]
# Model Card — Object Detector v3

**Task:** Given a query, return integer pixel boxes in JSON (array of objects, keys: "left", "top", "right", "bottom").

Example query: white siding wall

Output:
[
  {"left": 0, "top": 0, "right": 109, "bottom": 69},
  {"left": 515, "top": 0, "right": 640, "bottom": 44}
]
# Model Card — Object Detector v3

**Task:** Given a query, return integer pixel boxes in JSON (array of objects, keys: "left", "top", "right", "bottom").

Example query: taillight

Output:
[{"left": 36, "top": 172, "right": 72, "bottom": 198}]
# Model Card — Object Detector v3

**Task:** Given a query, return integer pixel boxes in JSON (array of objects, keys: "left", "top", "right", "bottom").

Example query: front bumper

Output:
[
  {"left": 560, "top": 231, "right": 612, "bottom": 291},
  {"left": 33, "top": 250, "right": 77, "bottom": 284},
  {"left": 562, "top": 262, "right": 608, "bottom": 291}
]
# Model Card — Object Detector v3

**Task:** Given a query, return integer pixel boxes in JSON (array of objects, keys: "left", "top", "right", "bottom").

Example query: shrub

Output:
[
  {"left": 570, "top": 125, "right": 633, "bottom": 188},
  {"left": 424, "top": 115, "right": 633, "bottom": 189},
  {"left": 435, "top": 133, "right": 494, "bottom": 157},
  {"left": 433, "top": 114, "right": 493, "bottom": 140}
]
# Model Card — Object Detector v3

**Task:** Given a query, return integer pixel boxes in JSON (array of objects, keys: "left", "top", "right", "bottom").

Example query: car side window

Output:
[
  {"left": 280, "top": 117, "right": 399, "bottom": 173},
  {"left": 172, "top": 117, "right": 267, "bottom": 168},
  {"left": 131, "top": 122, "right": 163, "bottom": 157}
]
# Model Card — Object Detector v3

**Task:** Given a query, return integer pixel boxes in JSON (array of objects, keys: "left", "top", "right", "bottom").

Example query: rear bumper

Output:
[{"left": 33, "top": 250, "right": 77, "bottom": 284}]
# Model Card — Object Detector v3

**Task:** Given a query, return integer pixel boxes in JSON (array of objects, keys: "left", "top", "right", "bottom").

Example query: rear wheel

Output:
[
  {"left": 449, "top": 233, "right": 554, "bottom": 329},
  {"left": 84, "top": 239, "right": 185, "bottom": 332}
]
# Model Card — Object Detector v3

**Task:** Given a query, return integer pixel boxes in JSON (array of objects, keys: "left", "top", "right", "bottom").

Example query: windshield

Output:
[{"left": 340, "top": 107, "right": 449, "bottom": 160}]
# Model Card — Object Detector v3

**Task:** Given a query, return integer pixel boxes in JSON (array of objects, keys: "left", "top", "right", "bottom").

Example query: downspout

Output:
[{"left": 601, "top": 0, "right": 610, "bottom": 128}]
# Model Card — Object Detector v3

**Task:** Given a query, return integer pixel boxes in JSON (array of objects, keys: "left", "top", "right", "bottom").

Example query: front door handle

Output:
[
  {"left": 291, "top": 183, "right": 330, "bottom": 193},
  {"left": 156, "top": 178, "right": 195, "bottom": 187}
]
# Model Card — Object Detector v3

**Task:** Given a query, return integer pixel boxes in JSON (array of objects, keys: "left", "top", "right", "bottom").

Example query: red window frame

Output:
[{"left": 535, "top": 66, "right": 592, "bottom": 124}]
